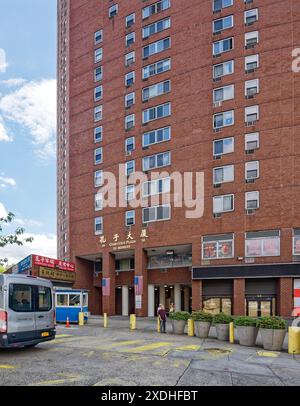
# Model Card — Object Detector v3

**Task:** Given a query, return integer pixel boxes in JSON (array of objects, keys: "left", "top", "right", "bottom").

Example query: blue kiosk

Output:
[{"left": 55, "top": 289, "right": 89, "bottom": 324}]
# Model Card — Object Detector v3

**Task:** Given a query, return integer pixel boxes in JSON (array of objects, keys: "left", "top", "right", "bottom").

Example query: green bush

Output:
[
  {"left": 213, "top": 312, "right": 233, "bottom": 325},
  {"left": 256, "top": 316, "right": 287, "bottom": 330},
  {"left": 234, "top": 316, "right": 257, "bottom": 327},
  {"left": 191, "top": 311, "right": 213, "bottom": 322},
  {"left": 168, "top": 311, "right": 190, "bottom": 321}
]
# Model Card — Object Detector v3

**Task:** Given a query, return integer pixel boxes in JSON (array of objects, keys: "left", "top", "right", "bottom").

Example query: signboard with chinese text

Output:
[
  {"left": 39, "top": 267, "right": 76, "bottom": 283},
  {"left": 33, "top": 255, "right": 75, "bottom": 272}
]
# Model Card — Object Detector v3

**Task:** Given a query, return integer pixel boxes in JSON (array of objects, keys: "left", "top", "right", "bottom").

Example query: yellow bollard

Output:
[
  {"left": 157, "top": 317, "right": 161, "bottom": 333},
  {"left": 103, "top": 313, "right": 108, "bottom": 328},
  {"left": 229, "top": 322, "right": 235, "bottom": 344},
  {"left": 130, "top": 314, "right": 136, "bottom": 330},
  {"left": 288, "top": 327, "right": 300, "bottom": 354},
  {"left": 78, "top": 312, "right": 84, "bottom": 326},
  {"left": 187, "top": 319, "right": 195, "bottom": 337}
]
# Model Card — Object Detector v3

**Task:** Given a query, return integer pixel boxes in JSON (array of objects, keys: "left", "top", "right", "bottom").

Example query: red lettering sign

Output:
[{"left": 33, "top": 255, "right": 75, "bottom": 272}]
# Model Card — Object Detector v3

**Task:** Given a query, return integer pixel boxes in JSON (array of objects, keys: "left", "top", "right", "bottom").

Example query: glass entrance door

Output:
[{"left": 246, "top": 297, "right": 275, "bottom": 317}]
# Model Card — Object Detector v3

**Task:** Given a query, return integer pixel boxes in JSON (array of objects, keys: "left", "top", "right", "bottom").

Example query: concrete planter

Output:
[
  {"left": 236, "top": 326, "right": 259, "bottom": 347},
  {"left": 215, "top": 323, "right": 230, "bottom": 341},
  {"left": 260, "top": 328, "right": 286, "bottom": 351},
  {"left": 194, "top": 321, "right": 211, "bottom": 338},
  {"left": 172, "top": 319, "right": 187, "bottom": 335}
]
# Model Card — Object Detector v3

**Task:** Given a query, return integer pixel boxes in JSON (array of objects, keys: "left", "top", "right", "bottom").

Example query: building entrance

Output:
[{"left": 246, "top": 296, "right": 276, "bottom": 317}]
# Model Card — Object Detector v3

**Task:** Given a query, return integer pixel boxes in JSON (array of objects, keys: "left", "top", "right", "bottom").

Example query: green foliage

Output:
[
  {"left": 168, "top": 311, "right": 190, "bottom": 321},
  {"left": 256, "top": 316, "right": 287, "bottom": 330},
  {"left": 213, "top": 312, "right": 233, "bottom": 325},
  {"left": 234, "top": 316, "right": 257, "bottom": 327},
  {"left": 0, "top": 212, "right": 33, "bottom": 265},
  {"left": 191, "top": 311, "right": 213, "bottom": 322},
  {"left": 0, "top": 264, "right": 6, "bottom": 274}
]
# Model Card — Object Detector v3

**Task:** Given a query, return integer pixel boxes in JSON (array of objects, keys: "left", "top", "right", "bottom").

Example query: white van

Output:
[{"left": 0, "top": 274, "right": 56, "bottom": 348}]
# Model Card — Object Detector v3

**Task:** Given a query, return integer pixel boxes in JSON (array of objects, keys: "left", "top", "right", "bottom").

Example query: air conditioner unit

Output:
[
  {"left": 246, "top": 93, "right": 255, "bottom": 99},
  {"left": 246, "top": 68, "right": 255, "bottom": 74},
  {"left": 245, "top": 21, "right": 255, "bottom": 27},
  {"left": 213, "top": 53, "right": 222, "bottom": 58},
  {"left": 214, "top": 183, "right": 222, "bottom": 188},
  {"left": 213, "top": 9, "right": 221, "bottom": 13},
  {"left": 213, "top": 155, "right": 222, "bottom": 160},
  {"left": 245, "top": 43, "right": 256, "bottom": 49},
  {"left": 246, "top": 208, "right": 256, "bottom": 215},
  {"left": 213, "top": 128, "right": 222, "bottom": 133},
  {"left": 246, "top": 120, "right": 256, "bottom": 127},
  {"left": 213, "top": 101, "right": 222, "bottom": 108},
  {"left": 126, "top": 225, "right": 132, "bottom": 231},
  {"left": 245, "top": 149, "right": 255, "bottom": 155},
  {"left": 214, "top": 213, "right": 222, "bottom": 218},
  {"left": 213, "top": 77, "right": 222, "bottom": 82},
  {"left": 246, "top": 178, "right": 255, "bottom": 184}
]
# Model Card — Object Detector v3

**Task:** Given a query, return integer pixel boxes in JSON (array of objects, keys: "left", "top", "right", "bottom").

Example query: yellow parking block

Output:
[
  {"left": 0, "top": 365, "right": 15, "bottom": 369},
  {"left": 257, "top": 351, "right": 280, "bottom": 358}
]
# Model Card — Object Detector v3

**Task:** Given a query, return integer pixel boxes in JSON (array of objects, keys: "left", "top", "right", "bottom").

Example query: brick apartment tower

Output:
[{"left": 57, "top": 0, "right": 300, "bottom": 318}]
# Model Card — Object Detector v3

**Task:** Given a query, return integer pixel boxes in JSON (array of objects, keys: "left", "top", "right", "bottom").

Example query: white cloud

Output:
[
  {"left": 1, "top": 233, "right": 57, "bottom": 265},
  {"left": 0, "top": 79, "right": 57, "bottom": 161},
  {"left": 0, "top": 202, "right": 7, "bottom": 218},
  {"left": 0, "top": 175, "right": 16, "bottom": 189},
  {"left": 14, "top": 218, "right": 43, "bottom": 228},
  {"left": 0, "top": 116, "right": 12, "bottom": 142},
  {"left": 0, "top": 49, "right": 8, "bottom": 73},
  {"left": 0, "top": 78, "right": 26, "bottom": 87}
]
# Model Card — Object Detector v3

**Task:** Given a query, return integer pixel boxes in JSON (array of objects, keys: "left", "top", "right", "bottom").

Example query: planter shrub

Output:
[
  {"left": 256, "top": 316, "right": 287, "bottom": 351},
  {"left": 169, "top": 311, "right": 190, "bottom": 335},
  {"left": 256, "top": 316, "right": 287, "bottom": 330},
  {"left": 192, "top": 311, "right": 213, "bottom": 339},
  {"left": 213, "top": 313, "right": 233, "bottom": 341},
  {"left": 234, "top": 316, "right": 259, "bottom": 347},
  {"left": 169, "top": 311, "right": 190, "bottom": 321},
  {"left": 191, "top": 311, "right": 213, "bottom": 323},
  {"left": 213, "top": 313, "right": 233, "bottom": 325}
]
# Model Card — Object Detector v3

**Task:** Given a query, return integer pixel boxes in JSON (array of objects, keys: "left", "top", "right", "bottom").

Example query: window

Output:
[
  {"left": 213, "top": 165, "right": 234, "bottom": 184},
  {"left": 56, "top": 293, "right": 68, "bottom": 306},
  {"left": 143, "top": 0, "right": 170, "bottom": 19},
  {"left": 143, "top": 80, "right": 170, "bottom": 101},
  {"left": 126, "top": 210, "right": 135, "bottom": 226},
  {"left": 95, "top": 193, "right": 103, "bottom": 211},
  {"left": 9, "top": 284, "right": 33, "bottom": 313},
  {"left": 94, "top": 170, "right": 103, "bottom": 187},
  {"left": 293, "top": 229, "right": 300, "bottom": 256},
  {"left": 245, "top": 132, "right": 259, "bottom": 151},
  {"left": 245, "top": 8, "right": 258, "bottom": 25},
  {"left": 213, "top": 84, "right": 234, "bottom": 103},
  {"left": 109, "top": 4, "right": 118, "bottom": 18},
  {"left": 143, "top": 126, "right": 171, "bottom": 147},
  {"left": 116, "top": 258, "right": 135, "bottom": 271},
  {"left": 245, "top": 54, "right": 259, "bottom": 72},
  {"left": 143, "top": 151, "right": 171, "bottom": 171},
  {"left": 95, "top": 147, "right": 103, "bottom": 164},
  {"left": 95, "top": 217, "right": 103, "bottom": 235},
  {"left": 245, "top": 105, "right": 259, "bottom": 124},
  {"left": 95, "top": 29, "right": 103, "bottom": 45},
  {"left": 126, "top": 32, "right": 135, "bottom": 47},
  {"left": 202, "top": 233, "right": 234, "bottom": 260},
  {"left": 213, "top": 15, "right": 233, "bottom": 33},
  {"left": 95, "top": 48, "right": 103, "bottom": 63},
  {"left": 125, "top": 114, "right": 135, "bottom": 130},
  {"left": 245, "top": 161, "right": 259, "bottom": 180},
  {"left": 95, "top": 66, "right": 103, "bottom": 82},
  {"left": 142, "top": 205, "right": 171, "bottom": 223},
  {"left": 125, "top": 137, "right": 135, "bottom": 153},
  {"left": 143, "top": 102, "right": 171, "bottom": 124},
  {"left": 246, "top": 191, "right": 259, "bottom": 209},
  {"left": 125, "top": 51, "right": 135, "bottom": 66},
  {"left": 213, "top": 0, "right": 233, "bottom": 13},
  {"left": 245, "top": 230, "right": 280, "bottom": 257},
  {"left": 143, "top": 17, "right": 171, "bottom": 39},
  {"left": 143, "top": 37, "right": 171, "bottom": 58},
  {"left": 125, "top": 160, "right": 135, "bottom": 176},
  {"left": 94, "top": 85, "right": 103, "bottom": 101},
  {"left": 143, "top": 177, "right": 170, "bottom": 197},
  {"left": 126, "top": 13, "right": 135, "bottom": 28},
  {"left": 213, "top": 37, "right": 233, "bottom": 56},
  {"left": 125, "top": 92, "right": 135, "bottom": 108},
  {"left": 94, "top": 126, "right": 103, "bottom": 143},
  {"left": 213, "top": 137, "right": 234, "bottom": 156},
  {"left": 125, "top": 185, "right": 135, "bottom": 201},
  {"left": 245, "top": 31, "right": 259, "bottom": 48},
  {"left": 94, "top": 106, "right": 103, "bottom": 122},
  {"left": 245, "top": 79, "right": 259, "bottom": 97},
  {"left": 213, "top": 194, "right": 234, "bottom": 214},
  {"left": 213, "top": 110, "right": 234, "bottom": 129},
  {"left": 213, "top": 60, "right": 234, "bottom": 79},
  {"left": 125, "top": 71, "right": 135, "bottom": 87},
  {"left": 143, "top": 58, "right": 171, "bottom": 79}
]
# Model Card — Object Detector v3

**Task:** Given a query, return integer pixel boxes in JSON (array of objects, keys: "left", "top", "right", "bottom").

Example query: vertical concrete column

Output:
[
  {"left": 159, "top": 286, "right": 166, "bottom": 307},
  {"left": 134, "top": 248, "right": 148, "bottom": 317},
  {"left": 174, "top": 284, "right": 182, "bottom": 311},
  {"left": 192, "top": 280, "right": 203, "bottom": 311},
  {"left": 122, "top": 286, "right": 129, "bottom": 316},
  {"left": 102, "top": 251, "right": 116, "bottom": 316},
  {"left": 148, "top": 285, "right": 155, "bottom": 317},
  {"left": 184, "top": 287, "right": 190, "bottom": 312},
  {"left": 278, "top": 278, "right": 293, "bottom": 317},
  {"left": 233, "top": 279, "right": 245, "bottom": 316}
]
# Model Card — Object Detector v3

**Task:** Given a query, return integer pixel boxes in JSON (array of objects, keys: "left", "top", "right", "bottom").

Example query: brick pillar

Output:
[
  {"left": 277, "top": 278, "right": 293, "bottom": 317},
  {"left": 192, "top": 280, "right": 203, "bottom": 311},
  {"left": 102, "top": 252, "right": 116, "bottom": 316},
  {"left": 233, "top": 278, "right": 245, "bottom": 316},
  {"left": 134, "top": 248, "right": 148, "bottom": 317}
]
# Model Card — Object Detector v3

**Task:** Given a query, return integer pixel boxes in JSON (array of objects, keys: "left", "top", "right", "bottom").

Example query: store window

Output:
[
  {"left": 203, "top": 298, "right": 232, "bottom": 315},
  {"left": 202, "top": 233, "right": 234, "bottom": 259}
]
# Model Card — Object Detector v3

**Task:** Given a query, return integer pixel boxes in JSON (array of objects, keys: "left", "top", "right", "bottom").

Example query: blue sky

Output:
[{"left": 0, "top": 0, "right": 57, "bottom": 263}]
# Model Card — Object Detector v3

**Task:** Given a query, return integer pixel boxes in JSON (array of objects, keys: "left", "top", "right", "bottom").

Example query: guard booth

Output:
[{"left": 55, "top": 289, "right": 89, "bottom": 324}]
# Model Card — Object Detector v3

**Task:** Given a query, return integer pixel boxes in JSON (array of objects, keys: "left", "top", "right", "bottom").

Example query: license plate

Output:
[{"left": 41, "top": 332, "right": 50, "bottom": 337}]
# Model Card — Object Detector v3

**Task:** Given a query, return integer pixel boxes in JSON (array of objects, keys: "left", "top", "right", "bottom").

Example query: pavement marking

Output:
[
  {"left": 95, "top": 340, "right": 144, "bottom": 350},
  {"left": 0, "top": 364, "right": 16, "bottom": 369},
  {"left": 55, "top": 334, "right": 72, "bottom": 338},
  {"left": 175, "top": 345, "right": 201, "bottom": 351},
  {"left": 30, "top": 373, "right": 83, "bottom": 386},
  {"left": 94, "top": 378, "right": 137, "bottom": 386},
  {"left": 123, "top": 342, "right": 171, "bottom": 354},
  {"left": 83, "top": 350, "right": 95, "bottom": 358},
  {"left": 257, "top": 351, "right": 280, "bottom": 358},
  {"left": 204, "top": 348, "right": 232, "bottom": 358}
]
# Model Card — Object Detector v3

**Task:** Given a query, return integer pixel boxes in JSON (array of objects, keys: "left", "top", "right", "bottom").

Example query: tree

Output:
[{"left": 0, "top": 212, "right": 33, "bottom": 265}]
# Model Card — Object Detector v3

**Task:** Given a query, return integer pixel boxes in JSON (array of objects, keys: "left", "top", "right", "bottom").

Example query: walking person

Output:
[{"left": 158, "top": 304, "right": 167, "bottom": 334}]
